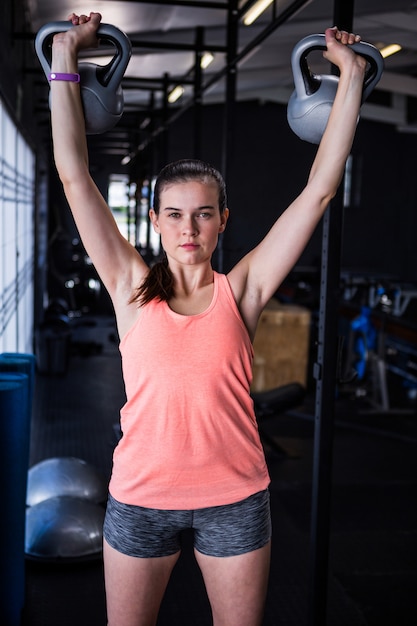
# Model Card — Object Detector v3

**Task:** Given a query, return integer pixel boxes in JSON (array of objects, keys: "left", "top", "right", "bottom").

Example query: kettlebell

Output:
[
  {"left": 287, "top": 34, "right": 384, "bottom": 144},
  {"left": 35, "top": 21, "right": 132, "bottom": 134}
]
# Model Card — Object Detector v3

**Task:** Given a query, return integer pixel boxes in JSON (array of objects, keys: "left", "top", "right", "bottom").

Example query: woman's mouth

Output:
[{"left": 181, "top": 243, "right": 199, "bottom": 250}]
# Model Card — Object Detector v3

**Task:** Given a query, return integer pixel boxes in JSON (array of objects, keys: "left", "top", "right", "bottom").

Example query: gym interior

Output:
[{"left": 1, "top": 0, "right": 416, "bottom": 624}]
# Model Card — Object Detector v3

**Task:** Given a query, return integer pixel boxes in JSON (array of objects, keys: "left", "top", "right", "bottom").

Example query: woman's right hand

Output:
[
  {"left": 52, "top": 11, "right": 102, "bottom": 53},
  {"left": 323, "top": 26, "right": 367, "bottom": 77}
]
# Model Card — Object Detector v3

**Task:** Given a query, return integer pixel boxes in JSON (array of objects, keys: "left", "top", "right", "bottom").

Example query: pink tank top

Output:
[{"left": 109, "top": 272, "right": 270, "bottom": 509}]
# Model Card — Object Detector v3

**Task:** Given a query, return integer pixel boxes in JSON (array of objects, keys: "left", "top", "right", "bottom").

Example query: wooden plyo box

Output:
[{"left": 251, "top": 299, "right": 311, "bottom": 392}]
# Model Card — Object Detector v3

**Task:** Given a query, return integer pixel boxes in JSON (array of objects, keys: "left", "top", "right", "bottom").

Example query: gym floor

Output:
[{"left": 22, "top": 315, "right": 417, "bottom": 626}]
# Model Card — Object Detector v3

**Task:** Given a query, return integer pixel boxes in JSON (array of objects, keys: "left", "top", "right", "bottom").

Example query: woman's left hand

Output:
[{"left": 52, "top": 11, "right": 102, "bottom": 53}]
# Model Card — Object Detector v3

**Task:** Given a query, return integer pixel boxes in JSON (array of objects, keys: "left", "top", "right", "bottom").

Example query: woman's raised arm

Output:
[
  {"left": 50, "top": 12, "right": 147, "bottom": 304},
  {"left": 229, "top": 27, "right": 367, "bottom": 339}
]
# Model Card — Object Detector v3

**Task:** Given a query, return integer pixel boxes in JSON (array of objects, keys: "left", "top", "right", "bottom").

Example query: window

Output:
[
  {"left": 0, "top": 99, "right": 35, "bottom": 353},
  {"left": 108, "top": 174, "right": 160, "bottom": 258}
]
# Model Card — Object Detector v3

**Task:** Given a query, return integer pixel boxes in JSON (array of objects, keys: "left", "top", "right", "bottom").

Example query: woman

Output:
[{"left": 49, "top": 12, "right": 366, "bottom": 626}]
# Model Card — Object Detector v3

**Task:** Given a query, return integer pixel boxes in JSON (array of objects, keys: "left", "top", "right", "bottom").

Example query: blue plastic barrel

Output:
[
  {"left": 0, "top": 353, "right": 36, "bottom": 403},
  {"left": 0, "top": 372, "right": 30, "bottom": 625}
]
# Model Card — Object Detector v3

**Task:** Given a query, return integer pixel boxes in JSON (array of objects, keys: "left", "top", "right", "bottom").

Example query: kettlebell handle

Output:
[
  {"left": 292, "top": 33, "right": 384, "bottom": 103},
  {"left": 35, "top": 21, "right": 132, "bottom": 89}
]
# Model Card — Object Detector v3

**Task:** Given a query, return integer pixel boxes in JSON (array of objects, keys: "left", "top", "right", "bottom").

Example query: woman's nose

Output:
[{"left": 183, "top": 216, "right": 198, "bottom": 235}]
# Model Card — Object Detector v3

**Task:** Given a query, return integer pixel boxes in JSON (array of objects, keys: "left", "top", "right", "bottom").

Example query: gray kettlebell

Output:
[
  {"left": 287, "top": 34, "right": 384, "bottom": 144},
  {"left": 35, "top": 21, "right": 132, "bottom": 134}
]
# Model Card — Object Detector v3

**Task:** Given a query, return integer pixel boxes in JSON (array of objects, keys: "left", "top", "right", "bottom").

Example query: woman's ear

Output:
[
  {"left": 149, "top": 208, "right": 160, "bottom": 233},
  {"left": 219, "top": 207, "right": 229, "bottom": 233}
]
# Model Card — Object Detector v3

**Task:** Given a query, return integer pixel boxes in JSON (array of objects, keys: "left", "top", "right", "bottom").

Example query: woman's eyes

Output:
[{"left": 168, "top": 211, "right": 212, "bottom": 219}]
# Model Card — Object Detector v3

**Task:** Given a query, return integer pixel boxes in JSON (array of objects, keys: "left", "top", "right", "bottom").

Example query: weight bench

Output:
[{"left": 251, "top": 382, "right": 306, "bottom": 457}]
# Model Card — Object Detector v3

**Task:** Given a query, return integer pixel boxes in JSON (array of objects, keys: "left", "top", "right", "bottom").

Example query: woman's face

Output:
[{"left": 149, "top": 181, "right": 229, "bottom": 267}]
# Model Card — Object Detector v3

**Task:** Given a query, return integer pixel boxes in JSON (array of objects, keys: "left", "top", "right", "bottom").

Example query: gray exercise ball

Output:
[
  {"left": 26, "top": 457, "right": 107, "bottom": 506},
  {"left": 25, "top": 495, "right": 105, "bottom": 559}
]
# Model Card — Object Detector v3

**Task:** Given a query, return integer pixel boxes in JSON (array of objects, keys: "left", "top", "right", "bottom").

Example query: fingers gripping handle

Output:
[
  {"left": 287, "top": 33, "right": 384, "bottom": 143},
  {"left": 291, "top": 33, "right": 384, "bottom": 104},
  {"left": 35, "top": 21, "right": 132, "bottom": 134},
  {"left": 35, "top": 21, "right": 132, "bottom": 88}
]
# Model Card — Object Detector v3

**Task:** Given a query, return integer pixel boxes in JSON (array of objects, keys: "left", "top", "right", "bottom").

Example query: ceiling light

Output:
[
  {"left": 168, "top": 85, "right": 184, "bottom": 103},
  {"left": 201, "top": 52, "right": 214, "bottom": 69},
  {"left": 243, "top": 0, "right": 274, "bottom": 26},
  {"left": 379, "top": 43, "right": 402, "bottom": 59}
]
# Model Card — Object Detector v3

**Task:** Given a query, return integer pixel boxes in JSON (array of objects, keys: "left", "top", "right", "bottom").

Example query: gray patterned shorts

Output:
[{"left": 103, "top": 489, "right": 272, "bottom": 558}]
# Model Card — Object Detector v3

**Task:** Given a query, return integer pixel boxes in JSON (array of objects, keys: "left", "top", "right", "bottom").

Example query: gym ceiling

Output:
[{"left": 24, "top": 0, "right": 417, "bottom": 161}]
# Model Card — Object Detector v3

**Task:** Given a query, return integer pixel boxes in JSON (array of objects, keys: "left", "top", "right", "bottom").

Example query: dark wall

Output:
[
  {"left": 166, "top": 100, "right": 417, "bottom": 281},
  {"left": 343, "top": 121, "right": 417, "bottom": 281}
]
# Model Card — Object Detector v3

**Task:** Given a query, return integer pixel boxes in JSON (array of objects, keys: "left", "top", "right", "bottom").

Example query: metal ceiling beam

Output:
[
  {"left": 105, "top": 0, "right": 228, "bottom": 9},
  {"left": 126, "top": 39, "right": 227, "bottom": 53},
  {"left": 204, "top": 0, "right": 312, "bottom": 92},
  {"left": 125, "top": 0, "right": 311, "bottom": 162}
]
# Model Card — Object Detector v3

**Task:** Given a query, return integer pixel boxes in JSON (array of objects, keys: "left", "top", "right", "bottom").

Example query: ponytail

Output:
[{"left": 130, "top": 257, "right": 174, "bottom": 306}]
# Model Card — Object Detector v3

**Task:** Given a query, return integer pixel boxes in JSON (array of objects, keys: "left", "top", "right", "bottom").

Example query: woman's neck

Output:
[{"left": 167, "top": 266, "right": 215, "bottom": 315}]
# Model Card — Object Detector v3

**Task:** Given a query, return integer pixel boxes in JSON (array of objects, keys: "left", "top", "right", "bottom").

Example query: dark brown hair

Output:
[{"left": 130, "top": 159, "right": 227, "bottom": 306}]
